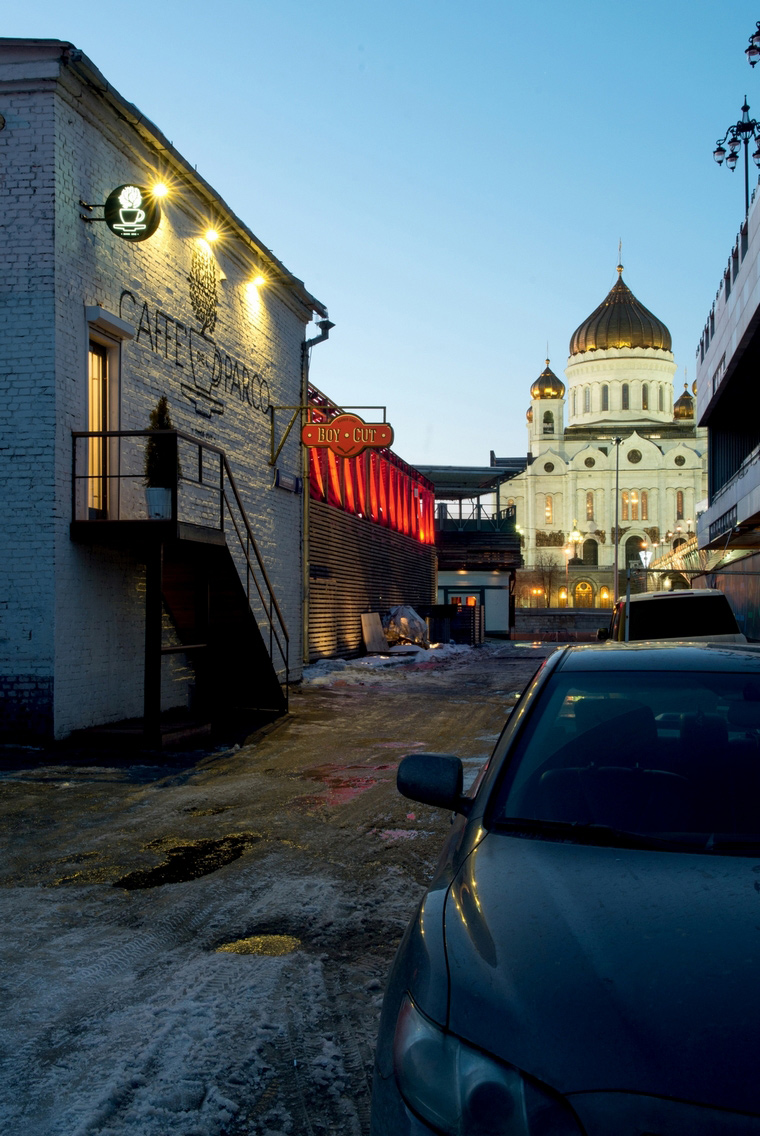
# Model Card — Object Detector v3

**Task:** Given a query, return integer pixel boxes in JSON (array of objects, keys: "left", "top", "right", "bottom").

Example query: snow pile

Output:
[{"left": 302, "top": 642, "right": 472, "bottom": 686}]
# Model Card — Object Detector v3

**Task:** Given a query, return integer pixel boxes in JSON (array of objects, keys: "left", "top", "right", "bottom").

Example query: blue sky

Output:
[{"left": 6, "top": 1, "right": 760, "bottom": 464}]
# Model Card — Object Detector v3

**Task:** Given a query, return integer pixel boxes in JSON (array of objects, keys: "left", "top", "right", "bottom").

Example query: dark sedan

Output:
[{"left": 371, "top": 642, "right": 760, "bottom": 1136}]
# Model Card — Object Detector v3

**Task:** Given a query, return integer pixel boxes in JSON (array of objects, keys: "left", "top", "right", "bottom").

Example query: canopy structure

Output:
[{"left": 415, "top": 461, "right": 525, "bottom": 502}]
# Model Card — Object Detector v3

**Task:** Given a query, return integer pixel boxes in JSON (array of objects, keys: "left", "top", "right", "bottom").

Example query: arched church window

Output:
[
  {"left": 574, "top": 581, "right": 593, "bottom": 608},
  {"left": 641, "top": 490, "right": 648, "bottom": 520},
  {"left": 673, "top": 537, "right": 686, "bottom": 550},
  {"left": 599, "top": 586, "right": 611, "bottom": 609},
  {"left": 642, "top": 384, "right": 649, "bottom": 410},
  {"left": 676, "top": 490, "right": 684, "bottom": 520},
  {"left": 622, "top": 491, "right": 629, "bottom": 520},
  {"left": 625, "top": 535, "right": 643, "bottom": 570},
  {"left": 571, "top": 389, "right": 577, "bottom": 416},
  {"left": 558, "top": 586, "right": 568, "bottom": 609},
  {"left": 545, "top": 495, "right": 553, "bottom": 525},
  {"left": 586, "top": 491, "right": 594, "bottom": 521},
  {"left": 543, "top": 411, "right": 554, "bottom": 435},
  {"left": 582, "top": 539, "right": 598, "bottom": 566},
  {"left": 601, "top": 385, "right": 609, "bottom": 411},
  {"left": 584, "top": 387, "right": 591, "bottom": 413},
  {"left": 631, "top": 491, "right": 639, "bottom": 521},
  {"left": 622, "top": 384, "right": 630, "bottom": 410},
  {"left": 658, "top": 386, "right": 664, "bottom": 412}
]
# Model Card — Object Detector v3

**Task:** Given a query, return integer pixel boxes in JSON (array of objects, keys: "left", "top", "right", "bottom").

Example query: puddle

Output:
[
  {"left": 216, "top": 934, "right": 301, "bottom": 957},
  {"left": 113, "top": 832, "right": 261, "bottom": 889},
  {"left": 297, "top": 762, "right": 396, "bottom": 808}
]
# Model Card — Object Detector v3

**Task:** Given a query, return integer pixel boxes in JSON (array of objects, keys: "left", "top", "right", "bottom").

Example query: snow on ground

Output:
[
  {"left": 302, "top": 642, "right": 473, "bottom": 686},
  {"left": 0, "top": 641, "right": 550, "bottom": 1135}
]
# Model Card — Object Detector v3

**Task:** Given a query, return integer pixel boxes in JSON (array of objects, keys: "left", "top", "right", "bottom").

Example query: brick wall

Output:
[{"left": 1, "top": 49, "right": 316, "bottom": 740}]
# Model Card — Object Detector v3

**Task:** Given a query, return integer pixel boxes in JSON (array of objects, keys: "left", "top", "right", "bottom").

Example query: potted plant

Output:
[{"left": 144, "top": 395, "right": 181, "bottom": 519}]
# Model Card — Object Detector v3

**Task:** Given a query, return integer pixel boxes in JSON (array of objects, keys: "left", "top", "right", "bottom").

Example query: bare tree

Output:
[{"left": 532, "top": 551, "right": 563, "bottom": 607}]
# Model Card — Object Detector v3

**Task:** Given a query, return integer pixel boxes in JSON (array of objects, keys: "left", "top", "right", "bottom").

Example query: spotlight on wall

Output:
[{"left": 205, "top": 228, "right": 220, "bottom": 242}]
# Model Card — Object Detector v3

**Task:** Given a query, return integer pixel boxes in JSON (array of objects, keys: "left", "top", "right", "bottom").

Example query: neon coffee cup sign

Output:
[{"left": 104, "top": 185, "right": 161, "bottom": 242}]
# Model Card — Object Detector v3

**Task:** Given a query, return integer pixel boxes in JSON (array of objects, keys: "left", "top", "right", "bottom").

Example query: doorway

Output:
[{"left": 88, "top": 342, "right": 109, "bottom": 518}]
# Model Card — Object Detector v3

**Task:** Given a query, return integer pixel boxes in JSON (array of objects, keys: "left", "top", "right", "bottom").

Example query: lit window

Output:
[
  {"left": 622, "top": 491, "right": 629, "bottom": 520},
  {"left": 586, "top": 490, "right": 594, "bottom": 521},
  {"left": 676, "top": 490, "right": 684, "bottom": 520},
  {"left": 600, "top": 586, "right": 611, "bottom": 609},
  {"left": 622, "top": 384, "right": 630, "bottom": 410},
  {"left": 641, "top": 490, "right": 648, "bottom": 520},
  {"left": 559, "top": 586, "right": 568, "bottom": 609},
  {"left": 642, "top": 384, "right": 649, "bottom": 410},
  {"left": 545, "top": 495, "right": 553, "bottom": 525},
  {"left": 631, "top": 491, "right": 639, "bottom": 521}
]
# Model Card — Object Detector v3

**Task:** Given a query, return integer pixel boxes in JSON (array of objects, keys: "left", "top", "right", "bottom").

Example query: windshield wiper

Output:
[
  {"left": 496, "top": 817, "right": 704, "bottom": 852},
  {"left": 708, "top": 835, "right": 760, "bottom": 853}
]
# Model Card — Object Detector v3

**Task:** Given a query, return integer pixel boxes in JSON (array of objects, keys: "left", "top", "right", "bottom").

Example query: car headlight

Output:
[{"left": 393, "top": 995, "right": 583, "bottom": 1135}]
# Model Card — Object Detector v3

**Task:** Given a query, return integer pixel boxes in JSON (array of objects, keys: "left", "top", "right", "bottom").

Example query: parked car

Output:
[
  {"left": 598, "top": 587, "right": 746, "bottom": 643},
  {"left": 371, "top": 642, "right": 760, "bottom": 1135}
]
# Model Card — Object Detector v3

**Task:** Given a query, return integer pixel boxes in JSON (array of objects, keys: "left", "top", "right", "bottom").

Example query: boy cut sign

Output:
[{"left": 301, "top": 413, "right": 394, "bottom": 459}]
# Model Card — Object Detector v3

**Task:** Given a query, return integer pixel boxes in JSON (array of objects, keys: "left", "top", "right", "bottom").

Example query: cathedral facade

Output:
[{"left": 498, "top": 266, "right": 707, "bottom": 608}]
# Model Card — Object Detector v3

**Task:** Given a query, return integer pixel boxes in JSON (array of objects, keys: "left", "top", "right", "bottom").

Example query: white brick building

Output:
[{"left": 0, "top": 39, "right": 328, "bottom": 743}]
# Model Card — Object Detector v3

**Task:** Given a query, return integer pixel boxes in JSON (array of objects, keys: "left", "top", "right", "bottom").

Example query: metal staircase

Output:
[{"left": 71, "top": 429, "right": 290, "bottom": 746}]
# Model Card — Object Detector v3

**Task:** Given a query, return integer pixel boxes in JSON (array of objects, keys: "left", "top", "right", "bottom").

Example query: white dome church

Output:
[{"left": 498, "top": 265, "right": 706, "bottom": 608}]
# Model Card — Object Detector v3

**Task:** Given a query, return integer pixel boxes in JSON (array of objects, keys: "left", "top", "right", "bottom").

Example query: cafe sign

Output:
[
  {"left": 301, "top": 413, "right": 394, "bottom": 458},
  {"left": 104, "top": 184, "right": 161, "bottom": 241}
]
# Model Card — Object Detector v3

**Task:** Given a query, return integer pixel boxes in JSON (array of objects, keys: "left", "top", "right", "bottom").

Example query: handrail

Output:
[{"left": 71, "top": 428, "right": 290, "bottom": 701}]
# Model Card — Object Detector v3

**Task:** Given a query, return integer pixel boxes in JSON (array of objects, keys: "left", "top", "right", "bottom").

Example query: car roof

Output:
[
  {"left": 622, "top": 589, "right": 725, "bottom": 605},
  {"left": 554, "top": 642, "right": 760, "bottom": 673}
]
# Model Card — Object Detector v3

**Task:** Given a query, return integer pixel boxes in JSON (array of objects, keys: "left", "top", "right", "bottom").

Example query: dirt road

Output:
[{"left": 0, "top": 642, "right": 552, "bottom": 1136}]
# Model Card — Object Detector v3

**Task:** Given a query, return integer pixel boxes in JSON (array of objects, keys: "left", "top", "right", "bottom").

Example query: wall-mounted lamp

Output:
[
  {"left": 205, "top": 228, "right": 220, "bottom": 243},
  {"left": 152, "top": 183, "right": 169, "bottom": 198},
  {"left": 252, "top": 274, "right": 266, "bottom": 288}
]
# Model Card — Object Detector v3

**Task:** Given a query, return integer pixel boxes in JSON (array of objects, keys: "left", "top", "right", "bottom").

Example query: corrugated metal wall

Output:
[{"left": 309, "top": 500, "right": 437, "bottom": 660}]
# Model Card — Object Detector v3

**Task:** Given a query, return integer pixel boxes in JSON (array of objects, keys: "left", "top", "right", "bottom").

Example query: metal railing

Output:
[{"left": 71, "top": 429, "right": 289, "bottom": 691}]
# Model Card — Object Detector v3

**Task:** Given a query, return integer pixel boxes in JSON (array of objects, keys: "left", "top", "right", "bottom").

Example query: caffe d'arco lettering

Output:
[{"left": 119, "top": 290, "right": 271, "bottom": 420}]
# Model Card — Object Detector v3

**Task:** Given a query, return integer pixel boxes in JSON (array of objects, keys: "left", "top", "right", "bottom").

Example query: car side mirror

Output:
[
  {"left": 597, "top": 627, "right": 610, "bottom": 641},
  {"left": 397, "top": 753, "right": 472, "bottom": 815}
]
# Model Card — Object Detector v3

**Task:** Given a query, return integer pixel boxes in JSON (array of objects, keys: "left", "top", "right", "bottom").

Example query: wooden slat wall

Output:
[{"left": 309, "top": 500, "right": 437, "bottom": 660}]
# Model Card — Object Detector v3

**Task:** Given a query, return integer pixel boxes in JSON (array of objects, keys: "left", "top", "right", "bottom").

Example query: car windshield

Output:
[
  {"left": 628, "top": 595, "right": 740, "bottom": 639},
  {"left": 491, "top": 669, "right": 760, "bottom": 853}
]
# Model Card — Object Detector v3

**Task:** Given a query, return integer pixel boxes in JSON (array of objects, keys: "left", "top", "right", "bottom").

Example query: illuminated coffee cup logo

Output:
[{"left": 104, "top": 184, "right": 161, "bottom": 241}]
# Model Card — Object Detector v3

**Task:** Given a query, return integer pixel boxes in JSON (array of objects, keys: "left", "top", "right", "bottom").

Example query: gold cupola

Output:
[
  {"left": 530, "top": 359, "right": 565, "bottom": 400},
  {"left": 569, "top": 265, "right": 672, "bottom": 355},
  {"left": 673, "top": 382, "right": 695, "bottom": 419}
]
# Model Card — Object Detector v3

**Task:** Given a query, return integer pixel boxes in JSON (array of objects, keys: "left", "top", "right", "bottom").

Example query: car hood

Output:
[{"left": 444, "top": 835, "right": 760, "bottom": 1112}]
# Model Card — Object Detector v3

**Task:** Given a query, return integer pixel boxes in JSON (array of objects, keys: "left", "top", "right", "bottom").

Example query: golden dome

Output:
[
  {"left": 530, "top": 359, "right": 565, "bottom": 400},
  {"left": 673, "top": 382, "right": 695, "bottom": 420},
  {"left": 569, "top": 266, "right": 672, "bottom": 355},
  {"left": 526, "top": 406, "right": 533, "bottom": 423}
]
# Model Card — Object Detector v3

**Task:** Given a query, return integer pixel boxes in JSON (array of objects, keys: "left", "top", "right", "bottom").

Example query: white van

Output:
[{"left": 599, "top": 588, "right": 747, "bottom": 644}]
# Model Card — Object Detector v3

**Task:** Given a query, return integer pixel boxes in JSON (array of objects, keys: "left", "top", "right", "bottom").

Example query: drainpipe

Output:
[{"left": 301, "top": 320, "right": 335, "bottom": 666}]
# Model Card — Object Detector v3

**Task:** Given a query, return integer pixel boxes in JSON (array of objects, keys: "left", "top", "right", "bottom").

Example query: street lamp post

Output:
[
  {"left": 713, "top": 97, "right": 760, "bottom": 216},
  {"left": 613, "top": 436, "right": 622, "bottom": 603}
]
